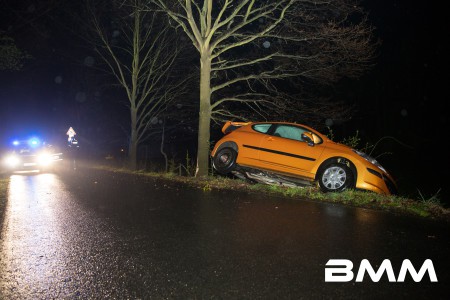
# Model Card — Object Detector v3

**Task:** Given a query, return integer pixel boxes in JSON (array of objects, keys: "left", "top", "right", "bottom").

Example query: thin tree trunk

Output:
[
  {"left": 129, "top": 107, "right": 138, "bottom": 170},
  {"left": 160, "top": 122, "right": 168, "bottom": 172}
]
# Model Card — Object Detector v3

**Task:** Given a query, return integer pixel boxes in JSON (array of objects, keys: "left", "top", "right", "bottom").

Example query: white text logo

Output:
[{"left": 325, "top": 259, "right": 438, "bottom": 282}]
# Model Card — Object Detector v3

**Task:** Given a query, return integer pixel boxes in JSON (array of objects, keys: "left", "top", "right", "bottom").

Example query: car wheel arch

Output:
[
  {"left": 216, "top": 141, "right": 239, "bottom": 154},
  {"left": 315, "top": 157, "right": 358, "bottom": 183}
]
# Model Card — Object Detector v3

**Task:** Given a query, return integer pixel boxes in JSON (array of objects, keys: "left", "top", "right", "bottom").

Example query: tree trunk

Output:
[
  {"left": 129, "top": 107, "right": 138, "bottom": 170},
  {"left": 195, "top": 52, "right": 212, "bottom": 177}
]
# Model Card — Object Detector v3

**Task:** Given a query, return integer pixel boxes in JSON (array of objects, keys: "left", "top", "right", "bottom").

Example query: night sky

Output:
[
  {"left": 0, "top": 1, "right": 448, "bottom": 203},
  {"left": 347, "top": 0, "right": 448, "bottom": 202}
]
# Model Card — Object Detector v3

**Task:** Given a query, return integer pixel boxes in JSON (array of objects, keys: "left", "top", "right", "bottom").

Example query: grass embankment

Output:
[
  {"left": 1, "top": 164, "right": 447, "bottom": 221},
  {"left": 0, "top": 176, "right": 9, "bottom": 228},
  {"left": 93, "top": 164, "right": 450, "bottom": 222}
]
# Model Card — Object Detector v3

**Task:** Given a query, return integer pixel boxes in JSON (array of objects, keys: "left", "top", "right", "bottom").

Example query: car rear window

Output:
[{"left": 252, "top": 124, "right": 271, "bottom": 133}]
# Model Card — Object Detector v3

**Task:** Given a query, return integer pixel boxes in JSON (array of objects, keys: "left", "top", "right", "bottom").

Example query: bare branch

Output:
[
  {"left": 151, "top": 0, "right": 378, "bottom": 176},
  {"left": 86, "top": 0, "right": 191, "bottom": 168}
]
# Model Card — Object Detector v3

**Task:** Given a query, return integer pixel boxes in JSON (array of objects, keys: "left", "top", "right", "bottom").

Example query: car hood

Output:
[{"left": 322, "top": 139, "right": 354, "bottom": 154}]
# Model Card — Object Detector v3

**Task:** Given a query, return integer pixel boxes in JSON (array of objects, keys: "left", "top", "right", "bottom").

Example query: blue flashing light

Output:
[
  {"left": 28, "top": 137, "right": 41, "bottom": 148},
  {"left": 12, "top": 140, "right": 20, "bottom": 146}
]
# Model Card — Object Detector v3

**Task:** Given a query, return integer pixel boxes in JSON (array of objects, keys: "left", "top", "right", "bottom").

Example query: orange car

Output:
[{"left": 211, "top": 121, "right": 397, "bottom": 195}]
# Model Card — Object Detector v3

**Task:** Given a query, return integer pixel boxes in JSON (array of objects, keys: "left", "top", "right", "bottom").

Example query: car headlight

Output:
[
  {"left": 4, "top": 154, "right": 20, "bottom": 168},
  {"left": 352, "top": 149, "right": 387, "bottom": 173},
  {"left": 38, "top": 152, "right": 53, "bottom": 166}
]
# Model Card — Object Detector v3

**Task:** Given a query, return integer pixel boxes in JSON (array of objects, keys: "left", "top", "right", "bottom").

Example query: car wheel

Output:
[
  {"left": 213, "top": 147, "right": 237, "bottom": 174},
  {"left": 318, "top": 161, "right": 354, "bottom": 193}
]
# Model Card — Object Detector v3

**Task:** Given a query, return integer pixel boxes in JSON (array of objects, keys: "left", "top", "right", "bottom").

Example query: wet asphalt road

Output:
[{"left": 0, "top": 166, "right": 449, "bottom": 299}]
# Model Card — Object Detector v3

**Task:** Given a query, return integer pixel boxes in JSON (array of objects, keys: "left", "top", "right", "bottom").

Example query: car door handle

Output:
[{"left": 267, "top": 137, "right": 275, "bottom": 141}]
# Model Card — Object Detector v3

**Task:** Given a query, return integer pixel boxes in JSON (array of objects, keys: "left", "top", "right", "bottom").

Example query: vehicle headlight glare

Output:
[
  {"left": 4, "top": 155, "right": 20, "bottom": 167},
  {"left": 38, "top": 153, "right": 53, "bottom": 166}
]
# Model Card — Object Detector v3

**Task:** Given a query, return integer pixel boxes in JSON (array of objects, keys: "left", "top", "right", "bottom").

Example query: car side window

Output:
[
  {"left": 273, "top": 125, "right": 307, "bottom": 142},
  {"left": 253, "top": 124, "right": 272, "bottom": 134}
]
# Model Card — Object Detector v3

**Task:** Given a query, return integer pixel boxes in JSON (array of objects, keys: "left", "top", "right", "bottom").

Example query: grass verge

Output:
[
  {"left": 92, "top": 164, "right": 450, "bottom": 222},
  {"left": 1, "top": 163, "right": 446, "bottom": 222},
  {"left": 0, "top": 175, "right": 9, "bottom": 230}
]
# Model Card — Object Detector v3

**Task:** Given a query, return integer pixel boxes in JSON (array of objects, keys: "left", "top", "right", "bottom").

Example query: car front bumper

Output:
[{"left": 356, "top": 167, "right": 397, "bottom": 195}]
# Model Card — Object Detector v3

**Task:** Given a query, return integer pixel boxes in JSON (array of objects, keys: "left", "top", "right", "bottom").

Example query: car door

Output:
[
  {"left": 258, "top": 124, "right": 325, "bottom": 177},
  {"left": 237, "top": 123, "right": 274, "bottom": 167}
]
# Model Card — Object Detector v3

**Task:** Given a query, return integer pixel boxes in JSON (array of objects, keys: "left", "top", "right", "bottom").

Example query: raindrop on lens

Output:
[
  {"left": 84, "top": 56, "right": 95, "bottom": 67},
  {"left": 54, "top": 76, "right": 63, "bottom": 84},
  {"left": 76, "top": 92, "right": 86, "bottom": 103}
]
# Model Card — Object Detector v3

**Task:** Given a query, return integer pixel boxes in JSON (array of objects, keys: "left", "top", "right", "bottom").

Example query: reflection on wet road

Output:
[
  {"left": 1, "top": 174, "right": 73, "bottom": 298},
  {"left": 0, "top": 173, "right": 122, "bottom": 299},
  {"left": 0, "top": 168, "right": 449, "bottom": 299}
]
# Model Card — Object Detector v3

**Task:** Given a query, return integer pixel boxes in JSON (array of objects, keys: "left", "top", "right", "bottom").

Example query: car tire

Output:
[
  {"left": 317, "top": 161, "right": 354, "bottom": 193},
  {"left": 213, "top": 147, "right": 238, "bottom": 174}
]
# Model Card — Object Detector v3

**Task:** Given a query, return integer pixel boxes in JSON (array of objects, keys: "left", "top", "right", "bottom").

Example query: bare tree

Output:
[
  {"left": 0, "top": 32, "right": 29, "bottom": 70},
  {"left": 150, "top": 0, "right": 376, "bottom": 177},
  {"left": 87, "top": 0, "right": 189, "bottom": 169}
]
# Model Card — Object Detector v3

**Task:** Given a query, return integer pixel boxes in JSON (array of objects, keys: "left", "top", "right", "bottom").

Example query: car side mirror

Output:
[{"left": 301, "top": 132, "right": 315, "bottom": 146}]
